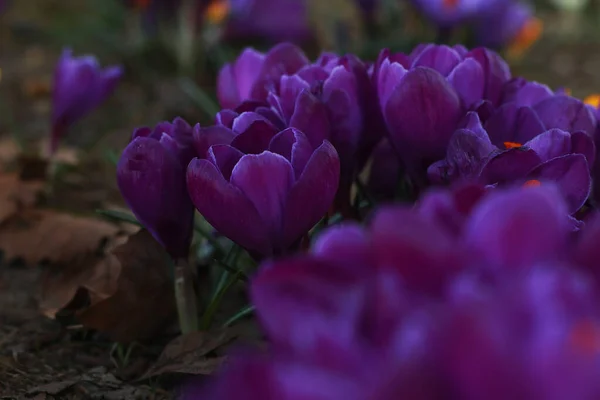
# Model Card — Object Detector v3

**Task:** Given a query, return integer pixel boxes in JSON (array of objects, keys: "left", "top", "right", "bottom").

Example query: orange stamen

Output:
[
  {"left": 507, "top": 17, "right": 543, "bottom": 59},
  {"left": 523, "top": 179, "right": 541, "bottom": 187},
  {"left": 504, "top": 141, "right": 522, "bottom": 149},
  {"left": 564, "top": 88, "right": 572, "bottom": 96},
  {"left": 584, "top": 94, "right": 600, "bottom": 109},
  {"left": 569, "top": 320, "right": 600, "bottom": 355},
  {"left": 205, "top": 0, "right": 230, "bottom": 24},
  {"left": 442, "top": 0, "right": 460, "bottom": 9}
]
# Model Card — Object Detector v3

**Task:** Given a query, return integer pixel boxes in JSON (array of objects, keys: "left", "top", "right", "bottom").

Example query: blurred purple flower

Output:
[
  {"left": 216, "top": 43, "right": 309, "bottom": 110},
  {"left": 428, "top": 92, "right": 596, "bottom": 213},
  {"left": 187, "top": 113, "right": 340, "bottom": 258},
  {"left": 117, "top": 118, "right": 196, "bottom": 259},
  {"left": 185, "top": 184, "right": 600, "bottom": 399},
  {"left": 374, "top": 44, "right": 510, "bottom": 187},
  {"left": 410, "top": 0, "right": 504, "bottom": 28},
  {"left": 51, "top": 49, "right": 123, "bottom": 154}
]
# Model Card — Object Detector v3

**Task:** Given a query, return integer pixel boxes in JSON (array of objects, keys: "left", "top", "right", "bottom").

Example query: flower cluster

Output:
[
  {"left": 114, "top": 42, "right": 600, "bottom": 398},
  {"left": 187, "top": 183, "right": 600, "bottom": 399}
]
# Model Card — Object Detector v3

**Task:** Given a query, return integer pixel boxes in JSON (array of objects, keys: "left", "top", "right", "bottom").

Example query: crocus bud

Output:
[
  {"left": 51, "top": 48, "right": 123, "bottom": 154},
  {"left": 187, "top": 116, "right": 340, "bottom": 259},
  {"left": 117, "top": 118, "right": 196, "bottom": 260}
]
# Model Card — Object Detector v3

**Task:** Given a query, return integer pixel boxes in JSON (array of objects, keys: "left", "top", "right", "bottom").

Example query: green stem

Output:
[
  {"left": 194, "top": 218, "right": 227, "bottom": 255},
  {"left": 176, "top": 0, "right": 197, "bottom": 76},
  {"left": 174, "top": 257, "right": 199, "bottom": 334},
  {"left": 222, "top": 305, "right": 255, "bottom": 327}
]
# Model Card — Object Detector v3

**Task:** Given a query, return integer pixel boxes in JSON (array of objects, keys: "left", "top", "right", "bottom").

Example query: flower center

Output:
[
  {"left": 523, "top": 179, "right": 541, "bottom": 187},
  {"left": 504, "top": 141, "right": 522, "bottom": 149},
  {"left": 584, "top": 94, "right": 600, "bottom": 109},
  {"left": 507, "top": 17, "right": 543, "bottom": 59},
  {"left": 569, "top": 320, "right": 600, "bottom": 355}
]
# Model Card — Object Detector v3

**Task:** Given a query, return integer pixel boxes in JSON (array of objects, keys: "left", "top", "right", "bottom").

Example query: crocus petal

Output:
[
  {"left": 525, "top": 128, "right": 572, "bottom": 162},
  {"left": 231, "top": 117, "right": 279, "bottom": 154},
  {"left": 192, "top": 125, "right": 236, "bottom": 158},
  {"left": 207, "top": 145, "right": 245, "bottom": 181},
  {"left": 480, "top": 148, "right": 542, "bottom": 184},
  {"left": 483, "top": 104, "right": 546, "bottom": 146},
  {"left": 277, "top": 75, "right": 311, "bottom": 122},
  {"left": 269, "top": 128, "right": 314, "bottom": 179},
  {"left": 376, "top": 59, "right": 408, "bottom": 111},
  {"left": 232, "top": 48, "right": 266, "bottom": 101},
  {"left": 283, "top": 141, "right": 340, "bottom": 251},
  {"left": 573, "top": 215, "right": 600, "bottom": 282},
  {"left": 464, "top": 185, "right": 570, "bottom": 269},
  {"left": 526, "top": 154, "right": 591, "bottom": 213},
  {"left": 288, "top": 90, "right": 330, "bottom": 149},
  {"left": 534, "top": 96, "right": 597, "bottom": 135},
  {"left": 370, "top": 206, "right": 465, "bottom": 296},
  {"left": 216, "top": 109, "right": 238, "bottom": 128},
  {"left": 570, "top": 131, "right": 596, "bottom": 168},
  {"left": 465, "top": 48, "right": 511, "bottom": 106},
  {"left": 117, "top": 137, "right": 193, "bottom": 259},
  {"left": 312, "top": 223, "right": 372, "bottom": 273},
  {"left": 447, "top": 58, "right": 485, "bottom": 107},
  {"left": 501, "top": 78, "right": 554, "bottom": 107},
  {"left": 251, "top": 257, "right": 365, "bottom": 368},
  {"left": 216, "top": 63, "right": 240, "bottom": 109},
  {"left": 410, "top": 45, "right": 462, "bottom": 76},
  {"left": 98, "top": 65, "right": 124, "bottom": 101},
  {"left": 384, "top": 67, "right": 463, "bottom": 163},
  {"left": 230, "top": 152, "right": 295, "bottom": 248},
  {"left": 187, "top": 158, "right": 271, "bottom": 255}
]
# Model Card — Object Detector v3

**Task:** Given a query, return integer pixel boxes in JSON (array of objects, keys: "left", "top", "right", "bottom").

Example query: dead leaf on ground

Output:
[
  {"left": 0, "top": 136, "right": 21, "bottom": 164},
  {"left": 0, "top": 209, "right": 120, "bottom": 265},
  {"left": 0, "top": 171, "right": 44, "bottom": 223},
  {"left": 139, "top": 328, "right": 239, "bottom": 380},
  {"left": 41, "top": 230, "right": 176, "bottom": 342}
]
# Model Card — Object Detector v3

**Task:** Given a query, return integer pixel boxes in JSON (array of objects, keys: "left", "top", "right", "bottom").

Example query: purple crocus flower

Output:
[
  {"left": 375, "top": 44, "right": 510, "bottom": 187},
  {"left": 428, "top": 91, "right": 596, "bottom": 214},
  {"left": 51, "top": 49, "right": 123, "bottom": 154},
  {"left": 186, "top": 112, "right": 340, "bottom": 259},
  {"left": 216, "top": 43, "right": 309, "bottom": 110},
  {"left": 185, "top": 184, "right": 600, "bottom": 400},
  {"left": 117, "top": 118, "right": 196, "bottom": 260}
]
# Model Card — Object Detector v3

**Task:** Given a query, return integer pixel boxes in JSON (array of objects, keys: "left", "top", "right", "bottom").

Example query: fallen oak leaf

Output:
[
  {"left": 0, "top": 209, "right": 120, "bottom": 265},
  {"left": 74, "top": 230, "right": 177, "bottom": 342},
  {"left": 139, "top": 328, "right": 239, "bottom": 380}
]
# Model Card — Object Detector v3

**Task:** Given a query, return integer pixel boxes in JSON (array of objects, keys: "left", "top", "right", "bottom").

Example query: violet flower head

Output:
[
  {"left": 187, "top": 112, "right": 340, "bottom": 259},
  {"left": 428, "top": 90, "right": 596, "bottom": 214},
  {"left": 375, "top": 44, "right": 510, "bottom": 186},
  {"left": 117, "top": 118, "right": 196, "bottom": 260},
  {"left": 216, "top": 43, "right": 309, "bottom": 110},
  {"left": 411, "top": 0, "right": 504, "bottom": 28},
  {"left": 51, "top": 48, "right": 123, "bottom": 154}
]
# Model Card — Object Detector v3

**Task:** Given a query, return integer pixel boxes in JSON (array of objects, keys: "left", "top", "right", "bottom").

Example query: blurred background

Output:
[{"left": 1, "top": 0, "right": 600, "bottom": 160}]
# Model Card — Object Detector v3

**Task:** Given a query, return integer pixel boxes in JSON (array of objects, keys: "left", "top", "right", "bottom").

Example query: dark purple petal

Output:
[
  {"left": 187, "top": 158, "right": 271, "bottom": 255},
  {"left": 216, "top": 63, "right": 240, "bottom": 109},
  {"left": 288, "top": 90, "right": 330, "bottom": 149},
  {"left": 465, "top": 48, "right": 511, "bottom": 106},
  {"left": 501, "top": 78, "right": 553, "bottom": 107},
  {"left": 192, "top": 125, "right": 236, "bottom": 159},
  {"left": 230, "top": 152, "right": 294, "bottom": 249},
  {"left": 464, "top": 185, "right": 570, "bottom": 269},
  {"left": 231, "top": 117, "right": 279, "bottom": 154},
  {"left": 370, "top": 206, "right": 465, "bottom": 296},
  {"left": 410, "top": 45, "right": 462, "bottom": 76},
  {"left": 232, "top": 48, "right": 266, "bottom": 101},
  {"left": 480, "top": 148, "right": 542, "bottom": 184},
  {"left": 296, "top": 65, "right": 330, "bottom": 83},
  {"left": 571, "top": 131, "right": 596, "bottom": 168},
  {"left": 384, "top": 67, "right": 463, "bottom": 164},
  {"left": 216, "top": 109, "right": 238, "bottom": 128},
  {"left": 376, "top": 58, "right": 408, "bottom": 111},
  {"left": 117, "top": 137, "right": 193, "bottom": 259},
  {"left": 367, "top": 138, "right": 403, "bottom": 201},
  {"left": 526, "top": 154, "right": 591, "bottom": 213},
  {"left": 207, "top": 145, "right": 245, "bottom": 181},
  {"left": 276, "top": 74, "right": 311, "bottom": 121},
  {"left": 525, "top": 128, "right": 572, "bottom": 162},
  {"left": 534, "top": 96, "right": 597, "bottom": 134},
  {"left": 312, "top": 223, "right": 372, "bottom": 273},
  {"left": 283, "top": 141, "right": 340, "bottom": 251},
  {"left": 483, "top": 104, "right": 546, "bottom": 146},
  {"left": 447, "top": 58, "right": 485, "bottom": 107},
  {"left": 269, "top": 128, "right": 314, "bottom": 179}
]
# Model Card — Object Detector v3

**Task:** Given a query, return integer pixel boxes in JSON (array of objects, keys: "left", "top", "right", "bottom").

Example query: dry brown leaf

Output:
[
  {"left": 139, "top": 329, "right": 239, "bottom": 380},
  {"left": 0, "top": 137, "right": 21, "bottom": 164},
  {"left": 74, "top": 230, "right": 176, "bottom": 342},
  {"left": 0, "top": 209, "right": 120, "bottom": 265},
  {"left": 0, "top": 172, "right": 44, "bottom": 224}
]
